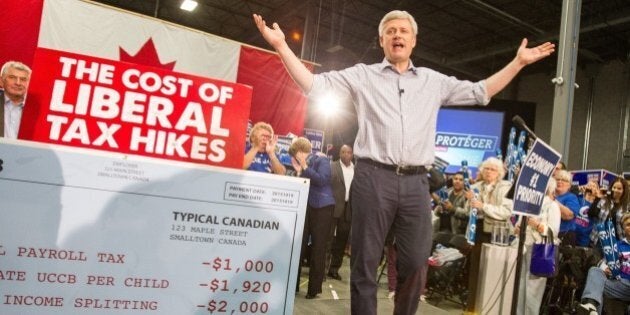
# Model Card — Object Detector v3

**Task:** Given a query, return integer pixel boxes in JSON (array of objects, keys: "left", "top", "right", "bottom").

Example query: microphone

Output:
[{"left": 512, "top": 115, "right": 538, "bottom": 140}]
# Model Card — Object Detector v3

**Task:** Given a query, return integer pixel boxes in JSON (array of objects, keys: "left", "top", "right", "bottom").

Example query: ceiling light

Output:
[{"left": 180, "top": 0, "right": 198, "bottom": 12}]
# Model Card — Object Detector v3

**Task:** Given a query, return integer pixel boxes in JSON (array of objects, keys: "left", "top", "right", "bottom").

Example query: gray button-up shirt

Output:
[{"left": 310, "top": 59, "right": 489, "bottom": 166}]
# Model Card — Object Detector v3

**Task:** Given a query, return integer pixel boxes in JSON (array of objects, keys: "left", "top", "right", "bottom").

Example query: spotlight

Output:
[
  {"left": 317, "top": 94, "right": 340, "bottom": 117},
  {"left": 180, "top": 0, "right": 198, "bottom": 12}
]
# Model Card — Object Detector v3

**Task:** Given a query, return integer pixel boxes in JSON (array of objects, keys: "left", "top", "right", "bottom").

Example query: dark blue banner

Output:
[
  {"left": 513, "top": 139, "right": 561, "bottom": 216},
  {"left": 303, "top": 128, "right": 324, "bottom": 153},
  {"left": 572, "top": 169, "right": 619, "bottom": 190}
]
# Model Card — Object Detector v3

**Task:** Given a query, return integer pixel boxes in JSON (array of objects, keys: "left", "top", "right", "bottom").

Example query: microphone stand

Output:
[{"left": 510, "top": 130, "right": 537, "bottom": 315}]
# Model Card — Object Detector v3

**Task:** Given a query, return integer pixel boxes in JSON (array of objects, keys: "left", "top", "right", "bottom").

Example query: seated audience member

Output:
[
  {"left": 243, "top": 121, "right": 286, "bottom": 175},
  {"left": 434, "top": 172, "right": 467, "bottom": 234},
  {"left": 574, "top": 180, "right": 600, "bottom": 247},
  {"left": 290, "top": 137, "right": 335, "bottom": 299},
  {"left": 554, "top": 170, "right": 580, "bottom": 246},
  {"left": 577, "top": 213, "right": 630, "bottom": 315},
  {"left": 1, "top": 61, "right": 32, "bottom": 138},
  {"left": 464, "top": 157, "right": 513, "bottom": 312},
  {"left": 514, "top": 178, "right": 561, "bottom": 315},
  {"left": 447, "top": 172, "right": 468, "bottom": 234},
  {"left": 589, "top": 177, "right": 630, "bottom": 243}
]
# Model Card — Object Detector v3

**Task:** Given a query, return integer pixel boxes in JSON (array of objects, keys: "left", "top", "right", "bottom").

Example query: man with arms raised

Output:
[{"left": 253, "top": 10, "right": 554, "bottom": 314}]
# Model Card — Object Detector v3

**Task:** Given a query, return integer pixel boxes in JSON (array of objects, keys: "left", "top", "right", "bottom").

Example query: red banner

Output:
[
  {"left": 237, "top": 46, "right": 312, "bottom": 136},
  {"left": 20, "top": 48, "right": 252, "bottom": 168}
]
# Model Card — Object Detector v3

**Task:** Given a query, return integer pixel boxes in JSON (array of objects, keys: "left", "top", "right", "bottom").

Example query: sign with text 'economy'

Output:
[
  {"left": 19, "top": 47, "right": 252, "bottom": 168},
  {"left": 0, "top": 139, "right": 308, "bottom": 314},
  {"left": 513, "top": 139, "right": 562, "bottom": 216}
]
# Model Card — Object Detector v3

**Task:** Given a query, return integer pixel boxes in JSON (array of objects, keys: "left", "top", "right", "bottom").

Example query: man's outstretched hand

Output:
[
  {"left": 516, "top": 38, "right": 555, "bottom": 66},
  {"left": 253, "top": 14, "right": 286, "bottom": 50}
]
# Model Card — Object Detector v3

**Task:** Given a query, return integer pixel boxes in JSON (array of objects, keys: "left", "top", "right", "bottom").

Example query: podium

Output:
[{"left": 475, "top": 243, "right": 518, "bottom": 314}]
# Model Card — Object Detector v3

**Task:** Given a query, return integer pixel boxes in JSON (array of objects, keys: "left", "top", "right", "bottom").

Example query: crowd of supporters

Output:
[{"left": 244, "top": 122, "right": 630, "bottom": 314}]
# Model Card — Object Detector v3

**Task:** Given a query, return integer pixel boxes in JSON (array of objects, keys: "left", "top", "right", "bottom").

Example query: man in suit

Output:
[
  {"left": 327, "top": 144, "right": 354, "bottom": 280},
  {"left": 1, "top": 61, "right": 31, "bottom": 138}
]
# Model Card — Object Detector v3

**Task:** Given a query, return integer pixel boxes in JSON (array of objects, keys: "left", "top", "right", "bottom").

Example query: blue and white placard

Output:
[{"left": 513, "top": 139, "right": 562, "bottom": 216}]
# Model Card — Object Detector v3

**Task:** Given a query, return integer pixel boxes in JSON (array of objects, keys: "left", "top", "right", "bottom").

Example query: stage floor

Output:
[{"left": 292, "top": 256, "right": 463, "bottom": 314}]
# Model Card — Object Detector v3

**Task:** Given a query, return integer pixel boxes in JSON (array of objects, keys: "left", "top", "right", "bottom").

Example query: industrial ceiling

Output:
[{"left": 91, "top": 0, "right": 630, "bottom": 80}]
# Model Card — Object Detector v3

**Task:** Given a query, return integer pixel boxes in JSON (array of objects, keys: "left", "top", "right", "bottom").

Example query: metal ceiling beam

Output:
[
  {"left": 244, "top": 0, "right": 309, "bottom": 43},
  {"left": 445, "top": 14, "right": 630, "bottom": 66},
  {"left": 464, "top": 0, "right": 545, "bottom": 35}
]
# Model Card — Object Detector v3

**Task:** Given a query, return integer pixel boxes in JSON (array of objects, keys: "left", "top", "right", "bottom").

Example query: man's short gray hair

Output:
[
  {"left": 1, "top": 61, "right": 32, "bottom": 78},
  {"left": 378, "top": 10, "right": 418, "bottom": 37}
]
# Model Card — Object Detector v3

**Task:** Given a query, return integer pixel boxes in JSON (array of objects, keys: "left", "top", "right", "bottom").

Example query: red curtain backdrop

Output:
[
  {"left": 237, "top": 46, "right": 312, "bottom": 136},
  {"left": 0, "top": 0, "right": 43, "bottom": 68},
  {"left": 0, "top": 1, "right": 308, "bottom": 139}
]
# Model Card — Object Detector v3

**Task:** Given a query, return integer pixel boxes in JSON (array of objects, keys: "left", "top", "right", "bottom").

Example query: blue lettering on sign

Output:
[{"left": 435, "top": 132, "right": 497, "bottom": 151}]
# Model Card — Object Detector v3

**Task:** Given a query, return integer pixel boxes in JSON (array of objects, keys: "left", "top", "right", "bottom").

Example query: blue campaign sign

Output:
[
  {"left": 571, "top": 169, "right": 619, "bottom": 190},
  {"left": 435, "top": 109, "right": 504, "bottom": 175},
  {"left": 513, "top": 139, "right": 562, "bottom": 216},
  {"left": 601, "top": 170, "right": 618, "bottom": 190},
  {"left": 571, "top": 170, "right": 602, "bottom": 187},
  {"left": 303, "top": 128, "right": 324, "bottom": 153}
]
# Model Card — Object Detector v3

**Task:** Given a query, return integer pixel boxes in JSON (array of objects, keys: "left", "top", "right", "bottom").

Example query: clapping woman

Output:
[{"left": 464, "top": 157, "right": 513, "bottom": 312}]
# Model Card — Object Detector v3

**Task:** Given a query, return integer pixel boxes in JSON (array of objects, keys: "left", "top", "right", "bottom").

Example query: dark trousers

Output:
[
  {"left": 350, "top": 163, "right": 432, "bottom": 315},
  {"left": 328, "top": 202, "right": 352, "bottom": 273},
  {"left": 299, "top": 204, "right": 334, "bottom": 295},
  {"left": 387, "top": 242, "right": 398, "bottom": 292},
  {"left": 465, "top": 220, "right": 492, "bottom": 312},
  {"left": 558, "top": 230, "right": 576, "bottom": 247}
]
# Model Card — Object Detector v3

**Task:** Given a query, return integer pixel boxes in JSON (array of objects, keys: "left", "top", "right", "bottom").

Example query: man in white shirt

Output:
[{"left": 1, "top": 61, "right": 31, "bottom": 139}]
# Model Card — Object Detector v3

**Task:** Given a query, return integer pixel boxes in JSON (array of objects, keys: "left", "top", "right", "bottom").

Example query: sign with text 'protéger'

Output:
[{"left": 0, "top": 139, "right": 308, "bottom": 314}]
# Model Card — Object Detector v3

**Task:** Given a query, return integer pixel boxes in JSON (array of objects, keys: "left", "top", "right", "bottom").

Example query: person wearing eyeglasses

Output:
[
  {"left": 243, "top": 121, "right": 286, "bottom": 175},
  {"left": 554, "top": 170, "right": 580, "bottom": 246},
  {"left": 464, "top": 157, "right": 513, "bottom": 312}
]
